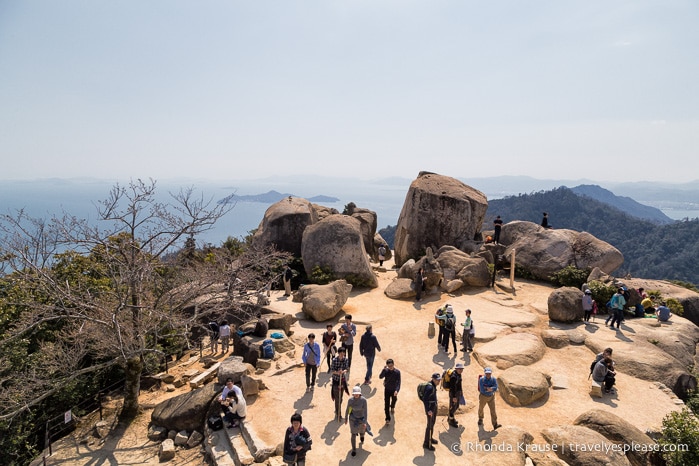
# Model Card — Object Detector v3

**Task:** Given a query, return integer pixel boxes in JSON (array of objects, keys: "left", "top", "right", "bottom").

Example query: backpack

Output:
[
  {"left": 261, "top": 339, "right": 275, "bottom": 359},
  {"left": 207, "top": 414, "right": 223, "bottom": 431},
  {"left": 444, "top": 316, "right": 455, "bottom": 332},
  {"left": 441, "top": 369, "right": 453, "bottom": 390},
  {"left": 588, "top": 360, "right": 597, "bottom": 379},
  {"left": 417, "top": 382, "right": 430, "bottom": 401},
  {"left": 477, "top": 374, "right": 482, "bottom": 392}
]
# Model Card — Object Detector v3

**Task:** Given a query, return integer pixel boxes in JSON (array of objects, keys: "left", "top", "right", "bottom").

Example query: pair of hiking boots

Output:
[{"left": 422, "top": 438, "right": 438, "bottom": 450}]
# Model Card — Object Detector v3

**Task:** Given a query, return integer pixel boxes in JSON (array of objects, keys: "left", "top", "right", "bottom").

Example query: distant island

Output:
[{"left": 218, "top": 190, "right": 340, "bottom": 205}]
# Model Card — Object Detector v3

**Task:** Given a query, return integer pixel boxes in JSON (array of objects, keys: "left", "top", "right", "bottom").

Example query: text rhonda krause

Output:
[{"left": 463, "top": 441, "right": 689, "bottom": 454}]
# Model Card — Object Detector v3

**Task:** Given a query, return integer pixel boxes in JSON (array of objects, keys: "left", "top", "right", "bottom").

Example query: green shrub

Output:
[
  {"left": 309, "top": 265, "right": 335, "bottom": 285},
  {"left": 343, "top": 274, "right": 374, "bottom": 288},
  {"left": 514, "top": 264, "right": 534, "bottom": 280},
  {"left": 659, "top": 408, "right": 699, "bottom": 465},
  {"left": 666, "top": 297, "right": 684, "bottom": 317},
  {"left": 549, "top": 266, "right": 590, "bottom": 288},
  {"left": 588, "top": 280, "right": 616, "bottom": 313}
]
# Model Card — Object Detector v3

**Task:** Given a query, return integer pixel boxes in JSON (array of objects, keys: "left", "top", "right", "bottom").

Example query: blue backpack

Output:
[{"left": 261, "top": 339, "right": 275, "bottom": 359}]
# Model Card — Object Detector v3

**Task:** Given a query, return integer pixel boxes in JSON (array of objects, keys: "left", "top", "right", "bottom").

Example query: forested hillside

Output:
[
  {"left": 486, "top": 187, "right": 699, "bottom": 284},
  {"left": 379, "top": 187, "right": 699, "bottom": 285}
]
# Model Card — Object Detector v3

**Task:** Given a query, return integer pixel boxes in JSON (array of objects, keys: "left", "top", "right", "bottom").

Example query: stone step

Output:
[
  {"left": 239, "top": 417, "right": 278, "bottom": 463},
  {"left": 206, "top": 430, "right": 236, "bottom": 466},
  {"left": 190, "top": 362, "right": 221, "bottom": 389},
  {"left": 226, "top": 425, "right": 255, "bottom": 466}
]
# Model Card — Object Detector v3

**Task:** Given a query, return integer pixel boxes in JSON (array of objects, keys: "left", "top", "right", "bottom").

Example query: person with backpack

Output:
[
  {"left": 434, "top": 305, "right": 448, "bottom": 350},
  {"left": 461, "top": 309, "right": 474, "bottom": 352},
  {"left": 359, "top": 325, "right": 381, "bottom": 385},
  {"left": 379, "top": 359, "right": 401, "bottom": 425},
  {"left": 442, "top": 306, "right": 457, "bottom": 353},
  {"left": 447, "top": 363, "right": 464, "bottom": 428},
  {"left": 302, "top": 333, "right": 321, "bottom": 392},
  {"left": 322, "top": 324, "right": 337, "bottom": 373},
  {"left": 208, "top": 321, "right": 220, "bottom": 354},
  {"left": 421, "top": 372, "right": 441, "bottom": 451},
  {"left": 378, "top": 244, "right": 387, "bottom": 267},
  {"left": 283, "top": 412, "right": 312, "bottom": 465},
  {"left": 340, "top": 314, "right": 357, "bottom": 368},
  {"left": 608, "top": 288, "right": 627, "bottom": 330},
  {"left": 477, "top": 367, "right": 501, "bottom": 430}
]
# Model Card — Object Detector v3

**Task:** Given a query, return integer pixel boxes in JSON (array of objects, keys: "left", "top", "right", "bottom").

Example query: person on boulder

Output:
[
  {"left": 414, "top": 267, "right": 425, "bottom": 301},
  {"left": 592, "top": 355, "right": 617, "bottom": 393},
  {"left": 493, "top": 215, "right": 503, "bottom": 244}
]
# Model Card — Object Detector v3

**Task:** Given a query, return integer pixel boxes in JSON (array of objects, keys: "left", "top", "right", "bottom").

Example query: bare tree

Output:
[{"left": 0, "top": 179, "right": 282, "bottom": 421}]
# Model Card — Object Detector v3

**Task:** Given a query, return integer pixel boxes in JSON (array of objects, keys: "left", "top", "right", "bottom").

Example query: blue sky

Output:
[{"left": 1, "top": 1, "right": 697, "bottom": 183}]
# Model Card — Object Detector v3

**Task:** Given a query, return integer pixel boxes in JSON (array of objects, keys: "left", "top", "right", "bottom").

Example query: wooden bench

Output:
[{"left": 590, "top": 379, "right": 603, "bottom": 397}]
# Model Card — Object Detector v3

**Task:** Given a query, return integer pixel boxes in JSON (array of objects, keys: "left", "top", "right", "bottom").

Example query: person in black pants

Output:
[
  {"left": 422, "top": 373, "right": 441, "bottom": 451},
  {"left": 379, "top": 359, "right": 401, "bottom": 424},
  {"left": 493, "top": 215, "right": 503, "bottom": 244}
]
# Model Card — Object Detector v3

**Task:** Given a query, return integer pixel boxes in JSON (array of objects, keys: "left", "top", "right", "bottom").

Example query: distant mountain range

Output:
[
  {"left": 218, "top": 190, "right": 340, "bottom": 204},
  {"left": 569, "top": 185, "right": 674, "bottom": 225}
]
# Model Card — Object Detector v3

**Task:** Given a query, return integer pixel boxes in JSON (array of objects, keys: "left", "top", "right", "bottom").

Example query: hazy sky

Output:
[{"left": 1, "top": 1, "right": 698, "bottom": 183}]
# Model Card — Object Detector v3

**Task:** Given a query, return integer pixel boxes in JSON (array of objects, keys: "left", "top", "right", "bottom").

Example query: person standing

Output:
[
  {"left": 322, "top": 324, "right": 337, "bottom": 373},
  {"left": 341, "top": 315, "right": 357, "bottom": 368},
  {"left": 434, "top": 305, "right": 447, "bottom": 350},
  {"left": 359, "top": 325, "right": 381, "bottom": 385},
  {"left": 442, "top": 306, "right": 457, "bottom": 353},
  {"left": 378, "top": 244, "right": 387, "bottom": 267},
  {"left": 208, "top": 320, "right": 220, "bottom": 354},
  {"left": 379, "top": 358, "right": 401, "bottom": 424},
  {"left": 582, "top": 289, "right": 594, "bottom": 322},
  {"left": 302, "top": 333, "right": 321, "bottom": 391},
  {"left": 330, "top": 347, "right": 349, "bottom": 421},
  {"left": 448, "top": 363, "right": 465, "bottom": 428},
  {"left": 608, "top": 288, "right": 626, "bottom": 330},
  {"left": 283, "top": 412, "right": 312, "bottom": 466},
  {"left": 493, "top": 215, "right": 503, "bottom": 245},
  {"left": 414, "top": 267, "right": 425, "bottom": 301},
  {"left": 283, "top": 265, "right": 293, "bottom": 296},
  {"left": 345, "top": 385, "right": 371, "bottom": 457},
  {"left": 477, "top": 367, "right": 501, "bottom": 430},
  {"left": 219, "top": 320, "right": 231, "bottom": 353},
  {"left": 541, "top": 212, "right": 549, "bottom": 229},
  {"left": 461, "top": 309, "right": 474, "bottom": 352},
  {"left": 422, "top": 373, "right": 441, "bottom": 451}
]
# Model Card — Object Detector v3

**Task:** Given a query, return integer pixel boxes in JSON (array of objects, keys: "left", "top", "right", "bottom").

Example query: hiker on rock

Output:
[
  {"left": 283, "top": 412, "right": 312, "bottom": 466},
  {"left": 447, "top": 363, "right": 464, "bottom": 428},
  {"left": 434, "top": 305, "right": 448, "bottom": 350},
  {"left": 442, "top": 305, "right": 457, "bottom": 353},
  {"left": 379, "top": 358, "right": 401, "bottom": 424},
  {"left": 461, "top": 309, "right": 474, "bottom": 352},
  {"left": 359, "top": 324, "right": 381, "bottom": 385},
  {"left": 322, "top": 324, "right": 337, "bottom": 373},
  {"left": 223, "top": 389, "right": 247, "bottom": 428},
  {"left": 414, "top": 267, "right": 425, "bottom": 301},
  {"left": 302, "top": 333, "right": 321, "bottom": 392},
  {"left": 331, "top": 347, "right": 350, "bottom": 422},
  {"left": 582, "top": 289, "right": 594, "bottom": 322},
  {"left": 340, "top": 315, "right": 357, "bottom": 368},
  {"left": 219, "top": 320, "right": 231, "bottom": 353},
  {"left": 345, "top": 385, "right": 372, "bottom": 457},
  {"left": 422, "top": 372, "right": 441, "bottom": 451},
  {"left": 607, "top": 288, "right": 626, "bottom": 330},
  {"left": 378, "top": 244, "right": 387, "bottom": 267},
  {"left": 478, "top": 367, "right": 501, "bottom": 430},
  {"left": 592, "top": 355, "right": 617, "bottom": 393},
  {"left": 283, "top": 265, "right": 293, "bottom": 296},
  {"left": 493, "top": 215, "right": 503, "bottom": 245}
]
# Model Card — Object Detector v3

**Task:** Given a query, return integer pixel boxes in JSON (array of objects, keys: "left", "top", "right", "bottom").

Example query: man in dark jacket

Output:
[
  {"left": 422, "top": 372, "right": 441, "bottom": 451},
  {"left": 359, "top": 325, "right": 381, "bottom": 385},
  {"left": 379, "top": 359, "right": 401, "bottom": 424},
  {"left": 448, "top": 363, "right": 464, "bottom": 428}
]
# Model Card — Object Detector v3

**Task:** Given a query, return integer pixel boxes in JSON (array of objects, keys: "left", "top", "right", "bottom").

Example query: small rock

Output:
[
  {"left": 174, "top": 430, "right": 189, "bottom": 446},
  {"left": 257, "top": 358, "right": 272, "bottom": 370},
  {"left": 161, "top": 374, "right": 175, "bottom": 384},
  {"left": 165, "top": 384, "right": 176, "bottom": 392},
  {"left": 186, "top": 430, "right": 204, "bottom": 448},
  {"left": 168, "top": 430, "right": 177, "bottom": 440},
  {"left": 94, "top": 420, "right": 110, "bottom": 439},
  {"left": 147, "top": 425, "right": 168, "bottom": 441},
  {"left": 159, "top": 439, "right": 176, "bottom": 461}
]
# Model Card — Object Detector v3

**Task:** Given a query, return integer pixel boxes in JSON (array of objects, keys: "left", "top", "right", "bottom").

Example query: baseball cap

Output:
[
  {"left": 352, "top": 386, "right": 362, "bottom": 395},
  {"left": 484, "top": 367, "right": 492, "bottom": 374},
  {"left": 455, "top": 363, "right": 464, "bottom": 369},
  {"left": 432, "top": 372, "right": 442, "bottom": 380}
]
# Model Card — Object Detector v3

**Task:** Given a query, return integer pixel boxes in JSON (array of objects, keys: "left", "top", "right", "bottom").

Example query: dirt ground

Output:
[{"left": 35, "top": 259, "right": 688, "bottom": 465}]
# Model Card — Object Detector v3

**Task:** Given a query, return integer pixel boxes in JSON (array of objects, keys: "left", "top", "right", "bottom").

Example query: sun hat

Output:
[
  {"left": 455, "top": 363, "right": 465, "bottom": 369},
  {"left": 352, "top": 385, "right": 362, "bottom": 395},
  {"left": 484, "top": 367, "right": 492, "bottom": 374}
]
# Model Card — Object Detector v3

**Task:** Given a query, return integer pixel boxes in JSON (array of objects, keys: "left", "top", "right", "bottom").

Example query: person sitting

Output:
[
  {"left": 656, "top": 303, "right": 672, "bottom": 322},
  {"left": 592, "top": 356, "right": 616, "bottom": 393},
  {"left": 641, "top": 297, "right": 655, "bottom": 314},
  {"left": 223, "top": 390, "right": 247, "bottom": 428}
]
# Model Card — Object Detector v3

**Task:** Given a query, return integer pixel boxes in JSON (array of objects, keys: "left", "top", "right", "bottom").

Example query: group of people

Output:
[
  {"left": 435, "top": 304, "right": 475, "bottom": 353},
  {"left": 591, "top": 347, "right": 617, "bottom": 394},
  {"left": 579, "top": 283, "right": 673, "bottom": 329}
]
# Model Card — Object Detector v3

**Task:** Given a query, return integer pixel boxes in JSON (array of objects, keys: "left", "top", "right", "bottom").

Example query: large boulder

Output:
[
  {"left": 541, "top": 425, "right": 631, "bottom": 466},
  {"left": 548, "top": 287, "right": 584, "bottom": 323},
  {"left": 384, "top": 278, "right": 416, "bottom": 300},
  {"left": 498, "top": 365, "right": 550, "bottom": 406},
  {"left": 573, "top": 409, "right": 661, "bottom": 466},
  {"left": 373, "top": 233, "right": 392, "bottom": 262},
  {"left": 263, "top": 312, "right": 298, "bottom": 337},
  {"left": 469, "top": 426, "right": 533, "bottom": 465},
  {"left": 434, "top": 246, "right": 489, "bottom": 287},
  {"left": 501, "top": 221, "right": 624, "bottom": 280},
  {"left": 294, "top": 280, "right": 353, "bottom": 321},
  {"left": 397, "top": 248, "right": 443, "bottom": 291},
  {"left": 217, "top": 356, "right": 255, "bottom": 385},
  {"left": 393, "top": 172, "right": 488, "bottom": 267},
  {"left": 301, "top": 216, "right": 378, "bottom": 288},
  {"left": 252, "top": 197, "right": 318, "bottom": 256},
  {"left": 349, "top": 207, "right": 378, "bottom": 261},
  {"left": 474, "top": 333, "right": 546, "bottom": 369},
  {"left": 151, "top": 384, "right": 217, "bottom": 432}
]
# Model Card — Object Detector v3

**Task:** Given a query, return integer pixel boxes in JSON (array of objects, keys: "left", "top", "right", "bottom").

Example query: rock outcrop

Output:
[
  {"left": 435, "top": 246, "right": 491, "bottom": 288},
  {"left": 349, "top": 207, "right": 378, "bottom": 261},
  {"left": 474, "top": 333, "right": 546, "bottom": 369},
  {"left": 294, "top": 280, "right": 353, "bottom": 321},
  {"left": 542, "top": 425, "right": 631, "bottom": 465},
  {"left": 498, "top": 365, "right": 550, "bottom": 406},
  {"left": 548, "top": 287, "right": 584, "bottom": 323},
  {"left": 301, "top": 215, "right": 378, "bottom": 288},
  {"left": 151, "top": 384, "right": 217, "bottom": 432},
  {"left": 500, "top": 221, "right": 624, "bottom": 280},
  {"left": 393, "top": 172, "right": 488, "bottom": 267},
  {"left": 252, "top": 197, "right": 318, "bottom": 256}
]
